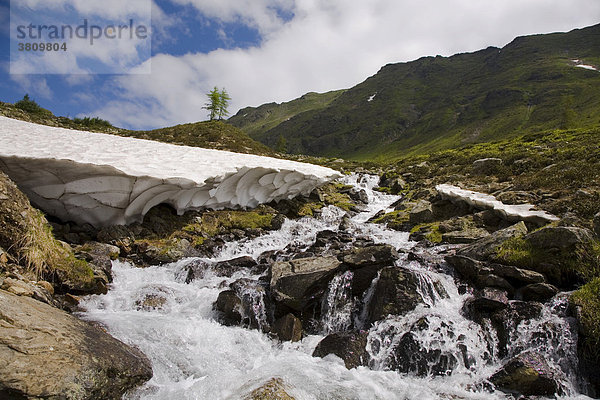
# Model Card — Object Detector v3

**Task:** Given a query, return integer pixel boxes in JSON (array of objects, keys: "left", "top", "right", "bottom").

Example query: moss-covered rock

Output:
[{"left": 0, "top": 171, "right": 98, "bottom": 294}]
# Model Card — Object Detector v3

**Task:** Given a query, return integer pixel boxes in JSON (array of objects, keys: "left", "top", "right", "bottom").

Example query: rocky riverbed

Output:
[{"left": 2, "top": 171, "right": 600, "bottom": 399}]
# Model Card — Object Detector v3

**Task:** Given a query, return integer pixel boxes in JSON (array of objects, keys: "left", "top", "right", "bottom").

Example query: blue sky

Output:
[{"left": 1, "top": 0, "right": 600, "bottom": 130}]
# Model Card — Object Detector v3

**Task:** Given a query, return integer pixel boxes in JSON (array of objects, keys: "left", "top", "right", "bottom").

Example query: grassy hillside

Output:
[
  {"left": 0, "top": 101, "right": 274, "bottom": 156},
  {"left": 228, "top": 90, "right": 345, "bottom": 145},
  {"left": 232, "top": 24, "right": 600, "bottom": 160}
]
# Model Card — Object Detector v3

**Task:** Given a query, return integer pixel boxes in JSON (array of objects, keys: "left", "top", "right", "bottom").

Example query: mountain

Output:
[
  {"left": 0, "top": 101, "right": 274, "bottom": 156},
  {"left": 229, "top": 24, "right": 600, "bottom": 160},
  {"left": 229, "top": 90, "right": 345, "bottom": 144}
]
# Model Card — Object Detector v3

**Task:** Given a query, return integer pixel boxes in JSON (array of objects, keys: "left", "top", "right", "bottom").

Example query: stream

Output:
[{"left": 79, "top": 174, "right": 591, "bottom": 399}]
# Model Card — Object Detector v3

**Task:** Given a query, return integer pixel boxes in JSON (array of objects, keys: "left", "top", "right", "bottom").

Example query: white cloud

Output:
[
  {"left": 90, "top": 0, "right": 600, "bottom": 129},
  {"left": 10, "top": 75, "right": 53, "bottom": 99}
]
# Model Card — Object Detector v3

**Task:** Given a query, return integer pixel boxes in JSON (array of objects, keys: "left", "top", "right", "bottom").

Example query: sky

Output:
[{"left": 1, "top": 0, "right": 600, "bottom": 130}]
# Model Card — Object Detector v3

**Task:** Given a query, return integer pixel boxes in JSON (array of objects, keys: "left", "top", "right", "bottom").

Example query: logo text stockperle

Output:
[{"left": 15, "top": 19, "right": 148, "bottom": 45}]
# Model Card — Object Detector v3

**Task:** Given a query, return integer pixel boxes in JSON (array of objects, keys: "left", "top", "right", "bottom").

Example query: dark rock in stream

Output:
[
  {"left": 313, "top": 331, "right": 370, "bottom": 369},
  {"left": 490, "top": 301, "right": 544, "bottom": 358},
  {"left": 490, "top": 351, "right": 562, "bottom": 396},
  {"left": 339, "top": 244, "right": 399, "bottom": 269},
  {"left": 271, "top": 313, "right": 302, "bottom": 342},
  {"left": 270, "top": 256, "right": 342, "bottom": 312},
  {"left": 365, "top": 266, "right": 422, "bottom": 325},
  {"left": 214, "top": 290, "right": 243, "bottom": 326},
  {"left": 519, "top": 282, "right": 559, "bottom": 302}
]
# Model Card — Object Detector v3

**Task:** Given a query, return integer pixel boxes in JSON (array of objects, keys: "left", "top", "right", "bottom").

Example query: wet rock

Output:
[
  {"left": 519, "top": 283, "right": 558, "bottom": 302},
  {"left": 271, "top": 313, "right": 302, "bottom": 342},
  {"left": 230, "top": 278, "right": 271, "bottom": 330},
  {"left": 457, "top": 222, "right": 528, "bottom": 261},
  {"left": 245, "top": 377, "right": 295, "bottom": 400},
  {"left": 409, "top": 200, "right": 434, "bottom": 224},
  {"left": 472, "top": 158, "right": 503, "bottom": 175},
  {"left": 490, "top": 351, "right": 561, "bottom": 396},
  {"left": 466, "top": 288, "right": 508, "bottom": 313},
  {"left": 391, "top": 331, "right": 458, "bottom": 376},
  {"left": 213, "top": 256, "right": 257, "bottom": 276},
  {"left": 270, "top": 256, "right": 342, "bottom": 311},
  {"left": 339, "top": 244, "right": 399, "bottom": 269},
  {"left": 0, "top": 290, "right": 152, "bottom": 399},
  {"left": 135, "top": 293, "right": 167, "bottom": 311},
  {"left": 313, "top": 331, "right": 369, "bottom": 369},
  {"left": 366, "top": 266, "right": 421, "bottom": 325},
  {"left": 490, "top": 301, "right": 544, "bottom": 358},
  {"left": 214, "top": 290, "right": 242, "bottom": 326}
]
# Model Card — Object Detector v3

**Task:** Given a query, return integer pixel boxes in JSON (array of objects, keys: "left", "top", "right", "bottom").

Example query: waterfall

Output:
[{"left": 321, "top": 270, "right": 355, "bottom": 334}]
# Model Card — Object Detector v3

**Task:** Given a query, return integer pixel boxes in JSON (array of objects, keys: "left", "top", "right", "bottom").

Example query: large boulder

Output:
[
  {"left": 594, "top": 212, "right": 600, "bottom": 237},
  {"left": 457, "top": 222, "right": 528, "bottom": 261},
  {"left": 472, "top": 158, "right": 503, "bottom": 175},
  {"left": 409, "top": 200, "right": 434, "bottom": 225},
  {"left": 525, "top": 226, "right": 595, "bottom": 251},
  {"left": 366, "top": 266, "right": 423, "bottom": 325},
  {"left": 312, "top": 331, "right": 369, "bottom": 369},
  {"left": 490, "top": 351, "right": 561, "bottom": 396},
  {"left": 270, "top": 256, "right": 342, "bottom": 311},
  {"left": 339, "top": 245, "right": 399, "bottom": 269},
  {"left": 245, "top": 378, "right": 296, "bottom": 400},
  {"left": 0, "top": 290, "right": 152, "bottom": 399}
]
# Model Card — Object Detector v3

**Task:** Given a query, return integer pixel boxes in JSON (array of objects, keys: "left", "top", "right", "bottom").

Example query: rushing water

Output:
[{"left": 79, "top": 174, "right": 591, "bottom": 400}]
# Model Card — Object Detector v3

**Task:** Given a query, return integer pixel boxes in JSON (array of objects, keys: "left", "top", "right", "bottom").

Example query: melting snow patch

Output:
[
  {"left": 0, "top": 116, "right": 342, "bottom": 227},
  {"left": 367, "top": 93, "right": 377, "bottom": 102},
  {"left": 436, "top": 184, "right": 559, "bottom": 225},
  {"left": 576, "top": 64, "right": 598, "bottom": 71}
]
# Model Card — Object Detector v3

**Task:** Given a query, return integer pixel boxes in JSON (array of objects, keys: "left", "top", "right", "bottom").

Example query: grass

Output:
[
  {"left": 571, "top": 278, "right": 600, "bottom": 360},
  {"left": 230, "top": 24, "right": 600, "bottom": 160}
]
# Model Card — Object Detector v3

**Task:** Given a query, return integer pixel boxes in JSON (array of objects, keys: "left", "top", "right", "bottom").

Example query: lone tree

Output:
[{"left": 203, "top": 87, "right": 231, "bottom": 121}]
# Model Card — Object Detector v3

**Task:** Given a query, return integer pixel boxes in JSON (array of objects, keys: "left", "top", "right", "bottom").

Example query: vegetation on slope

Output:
[
  {"left": 0, "top": 100, "right": 274, "bottom": 156},
  {"left": 232, "top": 24, "right": 600, "bottom": 160},
  {"left": 229, "top": 90, "right": 345, "bottom": 144}
]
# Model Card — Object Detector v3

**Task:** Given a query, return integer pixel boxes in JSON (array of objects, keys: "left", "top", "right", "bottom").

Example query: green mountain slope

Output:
[
  {"left": 0, "top": 101, "right": 274, "bottom": 156},
  {"left": 232, "top": 24, "right": 600, "bottom": 161},
  {"left": 228, "top": 90, "right": 345, "bottom": 142}
]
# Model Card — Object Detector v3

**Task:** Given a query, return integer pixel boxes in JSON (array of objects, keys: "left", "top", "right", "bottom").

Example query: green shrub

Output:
[
  {"left": 14, "top": 94, "right": 52, "bottom": 116},
  {"left": 571, "top": 278, "right": 600, "bottom": 359}
]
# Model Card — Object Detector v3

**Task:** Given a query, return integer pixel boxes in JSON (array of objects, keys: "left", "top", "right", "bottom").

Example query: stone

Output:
[
  {"left": 245, "top": 378, "right": 295, "bottom": 400},
  {"left": 271, "top": 313, "right": 302, "bottom": 342},
  {"left": 525, "top": 226, "right": 595, "bottom": 251},
  {"left": 467, "top": 287, "right": 508, "bottom": 313},
  {"left": 0, "top": 116, "right": 341, "bottom": 227},
  {"left": 594, "top": 212, "right": 600, "bottom": 237},
  {"left": 270, "top": 256, "right": 342, "bottom": 311},
  {"left": 312, "top": 331, "right": 369, "bottom": 369},
  {"left": 409, "top": 200, "right": 434, "bottom": 224},
  {"left": 1, "top": 277, "right": 35, "bottom": 297},
  {"left": 491, "top": 301, "right": 544, "bottom": 358},
  {"left": 0, "top": 290, "right": 152, "bottom": 399},
  {"left": 441, "top": 228, "right": 490, "bottom": 244},
  {"left": 74, "top": 241, "right": 120, "bottom": 283},
  {"left": 366, "top": 266, "right": 422, "bottom": 325},
  {"left": 457, "top": 222, "right": 528, "bottom": 261},
  {"left": 490, "top": 351, "right": 561, "bottom": 396},
  {"left": 213, "top": 290, "right": 242, "bottom": 326},
  {"left": 135, "top": 293, "right": 167, "bottom": 311},
  {"left": 472, "top": 158, "right": 503, "bottom": 175},
  {"left": 520, "top": 283, "right": 558, "bottom": 302},
  {"left": 339, "top": 244, "right": 399, "bottom": 269},
  {"left": 212, "top": 256, "right": 257, "bottom": 277}
]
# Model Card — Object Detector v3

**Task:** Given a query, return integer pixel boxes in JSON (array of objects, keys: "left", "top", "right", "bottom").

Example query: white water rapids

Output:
[{"left": 79, "top": 175, "right": 591, "bottom": 399}]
